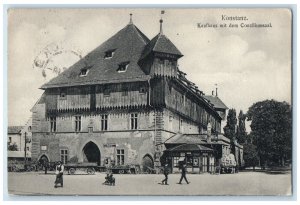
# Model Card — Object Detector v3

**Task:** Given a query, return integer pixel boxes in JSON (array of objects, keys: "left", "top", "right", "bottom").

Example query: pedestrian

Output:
[
  {"left": 161, "top": 163, "right": 169, "bottom": 185},
  {"left": 178, "top": 163, "right": 189, "bottom": 184},
  {"left": 44, "top": 161, "right": 48, "bottom": 175},
  {"left": 54, "top": 161, "right": 64, "bottom": 188}
]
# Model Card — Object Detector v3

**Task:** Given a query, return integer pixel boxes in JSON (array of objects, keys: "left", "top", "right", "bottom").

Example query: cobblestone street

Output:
[{"left": 7, "top": 171, "right": 292, "bottom": 196}]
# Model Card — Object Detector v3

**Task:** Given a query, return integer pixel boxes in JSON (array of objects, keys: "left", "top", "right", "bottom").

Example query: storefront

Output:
[{"left": 163, "top": 144, "right": 215, "bottom": 174}]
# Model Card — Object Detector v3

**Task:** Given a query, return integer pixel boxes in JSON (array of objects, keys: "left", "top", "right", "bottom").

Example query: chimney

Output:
[
  {"left": 207, "top": 123, "right": 212, "bottom": 143},
  {"left": 212, "top": 90, "right": 214, "bottom": 96},
  {"left": 216, "top": 87, "right": 218, "bottom": 97}
]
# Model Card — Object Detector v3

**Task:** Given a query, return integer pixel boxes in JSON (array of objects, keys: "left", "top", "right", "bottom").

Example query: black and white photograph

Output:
[{"left": 6, "top": 7, "right": 293, "bottom": 196}]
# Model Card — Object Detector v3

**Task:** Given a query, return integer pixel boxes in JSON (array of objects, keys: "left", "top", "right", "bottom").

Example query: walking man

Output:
[
  {"left": 178, "top": 163, "right": 189, "bottom": 184},
  {"left": 161, "top": 163, "right": 169, "bottom": 185}
]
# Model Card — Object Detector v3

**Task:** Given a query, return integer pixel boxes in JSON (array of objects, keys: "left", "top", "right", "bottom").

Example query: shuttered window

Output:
[
  {"left": 101, "top": 114, "right": 108, "bottom": 131},
  {"left": 75, "top": 116, "right": 81, "bottom": 132},
  {"left": 50, "top": 117, "right": 56, "bottom": 132},
  {"left": 130, "top": 113, "right": 138, "bottom": 130}
]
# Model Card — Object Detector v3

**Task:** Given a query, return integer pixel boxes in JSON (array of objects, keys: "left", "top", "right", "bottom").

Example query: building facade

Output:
[
  {"left": 8, "top": 118, "right": 32, "bottom": 162},
  {"left": 31, "top": 16, "right": 243, "bottom": 172}
]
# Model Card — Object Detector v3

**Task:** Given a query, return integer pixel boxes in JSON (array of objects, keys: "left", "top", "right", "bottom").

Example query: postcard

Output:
[{"left": 7, "top": 8, "right": 292, "bottom": 196}]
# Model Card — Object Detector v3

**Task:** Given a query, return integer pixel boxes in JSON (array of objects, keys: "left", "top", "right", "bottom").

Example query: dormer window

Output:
[
  {"left": 79, "top": 68, "right": 89, "bottom": 77},
  {"left": 117, "top": 61, "right": 129, "bottom": 73},
  {"left": 104, "top": 49, "right": 116, "bottom": 59}
]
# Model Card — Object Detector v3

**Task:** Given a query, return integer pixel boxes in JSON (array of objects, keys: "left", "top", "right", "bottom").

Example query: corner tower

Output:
[{"left": 139, "top": 18, "right": 183, "bottom": 78}]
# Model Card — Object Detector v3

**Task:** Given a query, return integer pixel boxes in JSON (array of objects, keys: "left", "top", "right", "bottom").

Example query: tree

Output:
[
  {"left": 247, "top": 100, "right": 292, "bottom": 167},
  {"left": 224, "top": 109, "right": 237, "bottom": 140},
  {"left": 236, "top": 110, "right": 247, "bottom": 144},
  {"left": 243, "top": 140, "right": 259, "bottom": 170},
  {"left": 8, "top": 142, "right": 18, "bottom": 151},
  {"left": 223, "top": 109, "right": 237, "bottom": 154}
]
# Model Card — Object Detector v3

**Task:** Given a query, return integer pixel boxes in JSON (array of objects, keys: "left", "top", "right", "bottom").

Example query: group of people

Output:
[
  {"left": 161, "top": 162, "right": 190, "bottom": 185},
  {"left": 52, "top": 161, "right": 190, "bottom": 188}
]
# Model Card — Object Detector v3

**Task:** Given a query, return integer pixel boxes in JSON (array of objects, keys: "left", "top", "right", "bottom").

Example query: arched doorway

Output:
[
  {"left": 142, "top": 154, "right": 154, "bottom": 173},
  {"left": 38, "top": 155, "right": 49, "bottom": 171},
  {"left": 82, "top": 141, "right": 101, "bottom": 166},
  {"left": 39, "top": 155, "right": 49, "bottom": 164}
]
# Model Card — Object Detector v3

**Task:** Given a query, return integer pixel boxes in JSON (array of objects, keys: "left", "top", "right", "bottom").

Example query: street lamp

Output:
[{"left": 24, "top": 132, "right": 31, "bottom": 164}]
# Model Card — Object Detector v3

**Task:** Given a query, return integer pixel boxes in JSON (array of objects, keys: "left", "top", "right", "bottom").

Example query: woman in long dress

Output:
[{"left": 54, "top": 161, "right": 64, "bottom": 188}]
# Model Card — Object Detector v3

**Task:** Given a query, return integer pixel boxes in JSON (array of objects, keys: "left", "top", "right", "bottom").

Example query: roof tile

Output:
[{"left": 41, "top": 24, "right": 150, "bottom": 89}]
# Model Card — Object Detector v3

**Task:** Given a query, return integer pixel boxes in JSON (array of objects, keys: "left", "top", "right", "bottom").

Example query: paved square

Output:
[{"left": 8, "top": 171, "right": 292, "bottom": 196}]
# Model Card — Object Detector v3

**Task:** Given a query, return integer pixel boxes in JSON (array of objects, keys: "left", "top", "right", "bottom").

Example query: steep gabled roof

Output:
[
  {"left": 203, "top": 95, "right": 228, "bottom": 110},
  {"left": 140, "top": 34, "right": 183, "bottom": 60},
  {"left": 41, "top": 23, "right": 151, "bottom": 89}
]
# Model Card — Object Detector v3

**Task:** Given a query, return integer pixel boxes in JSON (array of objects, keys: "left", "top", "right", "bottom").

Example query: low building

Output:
[{"left": 8, "top": 119, "right": 32, "bottom": 162}]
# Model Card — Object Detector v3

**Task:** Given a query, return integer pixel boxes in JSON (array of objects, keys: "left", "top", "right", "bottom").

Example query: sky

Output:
[{"left": 7, "top": 8, "right": 292, "bottom": 129}]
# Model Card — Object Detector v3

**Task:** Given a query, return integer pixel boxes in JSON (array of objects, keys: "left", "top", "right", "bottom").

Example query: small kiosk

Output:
[{"left": 163, "top": 143, "right": 215, "bottom": 174}]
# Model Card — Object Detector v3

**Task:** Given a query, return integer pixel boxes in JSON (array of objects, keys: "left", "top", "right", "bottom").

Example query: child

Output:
[
  {"left": 103, "top": 172, "right": 115, "bottom": 186},
  {"left": 109, "top": 173, "right": 115, "bottom": 186}
]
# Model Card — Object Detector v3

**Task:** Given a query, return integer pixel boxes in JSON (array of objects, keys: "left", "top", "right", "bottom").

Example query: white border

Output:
[{"left": 1, "top": 0, "right": 299, "bottom": 204}]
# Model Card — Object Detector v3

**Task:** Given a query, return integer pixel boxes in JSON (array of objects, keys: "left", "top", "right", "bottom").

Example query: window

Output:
[
  {"left": 50, "top": 117, "right": 56, "bottom": 132},
  {"left": 116, "top": 149, "right": 125, "bottom": 165},
  {"left": 88, "top": 127, "right": 93, "bottom": 133},
  {"left": 27, "top": 147, "right": 30, "bottom": 151},
  {"left": 103, "top": 86, "right": 110, "bottom": 97},
  {"left": 171, "top": 60, "right": 177, "bottom": 66},
  {"left": 117, "top": 62, "right": 129, "bottom": 73},
  {"left": 139, "top": 87, "right": 146, "bottom": 94},
  {"left": 80, "top": 88, "right": 87, "bottom": 98},
  {"left": 101, "top": 114, "right": 108, "bottom": 131},
  {"left": 79, "top": 68, "right": 89, "bottom": 77},
  {"left": 75, "top": 116, "right": 81, "bottom": 132},
  {"left": 179, "top": 119, "right": 183, "bottom": 133},
  {"left": 122, "top": 87, "right": 128, "bottom": 96},
  {"left": 104, "top": 49, "right": 115, "bottom": 59},
  {"left": 8, "top": 137, "right": 12, "bottom": 143},
  {"left": 28, "top": 126, "right": 32, "bottom": 131},
  {"left": 60, "top": 149, "right": 68, "bottom": 164},
  {"left": 59, "top": 89, "right": 67, "bottom": 99},
  {"left": 158, "top": 58, "right": 164, "bottom": 64},
  {"left": 130, "top": 113, "right": 138, "bottom": 130},
  {"left": 173, "top": 157, "right": 179, "bottom": 167}
]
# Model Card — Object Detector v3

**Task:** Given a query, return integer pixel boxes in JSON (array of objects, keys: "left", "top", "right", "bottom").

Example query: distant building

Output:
[
  {"left": 8, "top": 118, "right": 32, "bottom": 162},
  {"left": 31, "top": 15, "right": 243, "bottom": 173}
]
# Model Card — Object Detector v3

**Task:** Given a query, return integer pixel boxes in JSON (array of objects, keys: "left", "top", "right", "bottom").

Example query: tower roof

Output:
[
  {"left": 203, "top": 95, "right": 228, "bottom": 110},
  {"left": 140, "top": 33, "right": 183, "bottom": 60},
  {"left": 41, "top": 23, "right": 150, "bottom": 89}
]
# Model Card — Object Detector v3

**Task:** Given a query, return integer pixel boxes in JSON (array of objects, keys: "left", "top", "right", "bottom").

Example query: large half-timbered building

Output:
[{"left": 31, "top": 16, "right": 243, "bottom": 173}]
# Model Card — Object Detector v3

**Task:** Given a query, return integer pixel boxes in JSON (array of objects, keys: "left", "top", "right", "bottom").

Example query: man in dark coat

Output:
[
  {"left": 178, "top": 163, "right": 189, "bottom": 184},
  {"left": 161, "top": 163, "right": 169, "bottom": 185}
]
